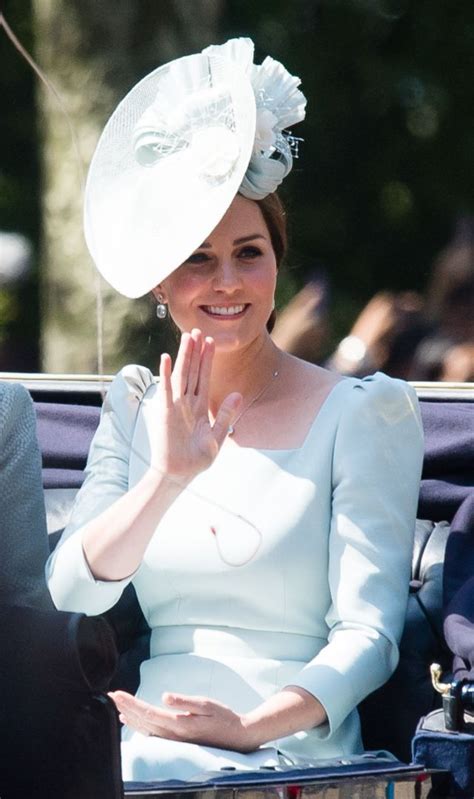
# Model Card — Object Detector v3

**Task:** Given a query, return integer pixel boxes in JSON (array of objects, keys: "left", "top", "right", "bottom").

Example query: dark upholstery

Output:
[
  {"left": 36, "top": 402, "right": 101, "bottom": 488},
  {"left": 35, "top": 394, "right": 474, "bottom": 763},
  {"left": 419, "top": 402, "right": 474, "bottom": 686}
]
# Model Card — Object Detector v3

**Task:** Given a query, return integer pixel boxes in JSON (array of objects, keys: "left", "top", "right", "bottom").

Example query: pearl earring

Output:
[{"left": 156, "top": 294, "right": 168, "bottom": 320}]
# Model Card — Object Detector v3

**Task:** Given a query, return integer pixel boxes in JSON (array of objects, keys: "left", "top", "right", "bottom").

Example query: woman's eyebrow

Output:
[
  {"left": 233, "top": 234, "right": 266, "bottom": 245},
  {"left": 197, "top": 233, "right": 266, "bottom": 249}
]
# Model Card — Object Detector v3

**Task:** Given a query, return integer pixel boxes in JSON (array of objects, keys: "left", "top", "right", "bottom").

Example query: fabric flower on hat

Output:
[
  {"left": 203, "top": 38, "right": 306, "bottom": 199},
  {"left": 253, "top": 108, "right": 278, "bottom": 155}
]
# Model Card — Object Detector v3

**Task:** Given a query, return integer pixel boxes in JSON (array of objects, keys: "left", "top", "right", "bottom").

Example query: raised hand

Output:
[{"left": 152, "top": 329, "right": 241, "bottom": 482}]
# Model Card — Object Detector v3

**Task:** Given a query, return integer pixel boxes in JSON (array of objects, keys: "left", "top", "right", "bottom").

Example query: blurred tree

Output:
[
  {"left": 221, "top": 0, "right": 474, "bottom": 350},
  {"left": 33, "top": 0, "right": 223, "bottom": 373},
  {"left": 2, "top": 0, "right": 474, "bottom": 371}
]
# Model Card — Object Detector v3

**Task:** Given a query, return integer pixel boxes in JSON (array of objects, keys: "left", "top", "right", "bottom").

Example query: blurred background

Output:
[{"left": 1, "top": 0, "right": 473, "bottom": 379}]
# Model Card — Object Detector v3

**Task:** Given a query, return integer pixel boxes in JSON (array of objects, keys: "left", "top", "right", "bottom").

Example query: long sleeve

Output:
[
  {"left": 46, "top": 365, "right": 155, "bottom": 614},
  {"left": 288, "top": 374, "right": 424, "bottom": 738}
]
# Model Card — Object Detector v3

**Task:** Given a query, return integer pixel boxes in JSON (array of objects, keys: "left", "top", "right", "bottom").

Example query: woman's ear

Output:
[{"left": 152, "top": 286, "right": 167, "bottom": 303}]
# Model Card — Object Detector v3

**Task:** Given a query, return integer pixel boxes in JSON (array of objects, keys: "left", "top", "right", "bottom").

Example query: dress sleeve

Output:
[
  {"left": 288, "top": 373, "right": 424, "bottom": 739},
  {"left": 46, "top": 364, "right": 155, "bottom": 615}
]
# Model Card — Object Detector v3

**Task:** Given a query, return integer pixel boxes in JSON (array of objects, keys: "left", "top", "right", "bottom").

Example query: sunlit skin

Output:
[
  {"left": 156, "top": 194, "right": 277, "bottom": 349},
  {"left": 153, "top": 195, "right": 278, "bottom": 410}
]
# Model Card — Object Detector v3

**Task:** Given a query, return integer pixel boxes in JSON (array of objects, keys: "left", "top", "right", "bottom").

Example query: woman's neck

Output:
[{"left": 208, "top": 335, "right": 282, "bottom": 415}]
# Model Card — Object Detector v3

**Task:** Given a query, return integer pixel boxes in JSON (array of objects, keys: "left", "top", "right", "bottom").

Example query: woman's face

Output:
[{"left": 156, "top": 194, "right": 277, "bottom": 353}]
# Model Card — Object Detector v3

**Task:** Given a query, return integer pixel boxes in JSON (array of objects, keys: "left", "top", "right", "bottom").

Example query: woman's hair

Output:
[
  {"left": 255, "top": 192, "right": 287, "bottom": 332},
  {"left": 256, "top": 192, "right": 287, "bottom": 269}
]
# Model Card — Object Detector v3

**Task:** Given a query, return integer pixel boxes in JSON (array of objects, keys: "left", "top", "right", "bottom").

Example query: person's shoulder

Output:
[
  {"left": 0, "top": 383, "right": 36, "bottom": 458},
  {"left": 282, "top": 358, "right": 419, "bottom": 426},
  {"left": 104, "top": 364, "right": 156, "bottom": 414},
  {"left": 0, "top": 381, "right": 33, "bottom": 419},
  {"left": 0, "top": 380, "right": 31, "bottom": 402},
  {"left": 282, "top": 355, "right": 344, "bottom": 398},
  {"left": 349, "top": 371, "right": 419, "bottom": 422},
  {"left": 332, "top": 372, "right": 422, "bottom": 449}
]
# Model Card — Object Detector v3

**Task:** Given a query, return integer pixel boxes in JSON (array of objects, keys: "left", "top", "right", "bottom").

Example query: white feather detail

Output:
[
  {"left": 252, "top": 56, "right": 307, "bottom": 130},
  {"left": 132, "top": 37, "right": 306, "bottom": 201},
  {"left": 202, "top": 38, "right": 255, "bottom": 74},
  {"left": 201, "top": 38, "right": 307, "bottom": 198}
]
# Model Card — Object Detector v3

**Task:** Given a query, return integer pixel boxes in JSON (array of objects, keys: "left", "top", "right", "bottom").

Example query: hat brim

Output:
[{"left": 84, "top": 53, "right": 257, "bottom": 298}]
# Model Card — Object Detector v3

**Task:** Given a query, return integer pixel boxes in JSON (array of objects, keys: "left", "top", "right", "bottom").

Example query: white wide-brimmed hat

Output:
[{"left": 84, "top": 38, "right": 306, "bottom": 298}]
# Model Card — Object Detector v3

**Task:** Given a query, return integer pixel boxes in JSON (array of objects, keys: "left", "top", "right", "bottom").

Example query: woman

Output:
[{"left": 46, "top": 38, "right": 424, "bottom": 781}]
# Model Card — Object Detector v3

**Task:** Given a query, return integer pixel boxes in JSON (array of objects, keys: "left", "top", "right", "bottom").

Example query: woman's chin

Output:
[{"left": 212, "top": 334, "right": 247, "bottom": 353}]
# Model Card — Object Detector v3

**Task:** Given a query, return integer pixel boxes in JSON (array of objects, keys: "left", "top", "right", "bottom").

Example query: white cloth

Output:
[{"left": 46, "top": 367, "right": 424, "bottom": 781}]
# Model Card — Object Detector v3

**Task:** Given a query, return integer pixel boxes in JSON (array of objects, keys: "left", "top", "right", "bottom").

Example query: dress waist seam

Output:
[{"left": 149, "top": 624, "right": 327, "bottom": 661}]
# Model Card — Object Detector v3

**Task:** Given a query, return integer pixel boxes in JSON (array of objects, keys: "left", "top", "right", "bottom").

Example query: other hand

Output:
[{"left": 109, "top": 690, "right": 256, "bottom": 752}]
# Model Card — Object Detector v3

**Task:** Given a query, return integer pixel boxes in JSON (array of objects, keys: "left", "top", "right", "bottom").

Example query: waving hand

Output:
[{"left": 152, "top": 329, "right": 241, "bottom": 482}]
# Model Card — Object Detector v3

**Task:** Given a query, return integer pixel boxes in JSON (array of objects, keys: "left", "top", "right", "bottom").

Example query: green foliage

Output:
[
  {"left": 2, "top": 0, "right": 474, "bottom": 366},
  {"left": 223, "top": 0, "right": 474, "bottom": 333}
]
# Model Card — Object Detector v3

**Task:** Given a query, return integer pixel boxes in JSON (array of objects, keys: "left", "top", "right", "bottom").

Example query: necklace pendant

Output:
[{"left": 225, "top": 360, "right": 281, "bottom": 438}]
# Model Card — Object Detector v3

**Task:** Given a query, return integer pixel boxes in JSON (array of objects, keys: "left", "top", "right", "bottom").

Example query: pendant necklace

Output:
[
  {"left": 206, "top": 356, "right": 281, "bottom": 566},
  {"left": 227, "top": 358, "right": 281, "bottom": 436}
]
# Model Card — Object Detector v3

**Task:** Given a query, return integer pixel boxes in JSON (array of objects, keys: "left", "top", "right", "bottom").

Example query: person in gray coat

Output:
[{"left": 0, "top": 381, "right": 52, "bottom": 609}]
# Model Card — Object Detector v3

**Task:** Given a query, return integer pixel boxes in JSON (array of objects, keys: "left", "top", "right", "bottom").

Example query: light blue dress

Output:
[{"left": 46, "top": 367, "right": 424, "bottom": 781}]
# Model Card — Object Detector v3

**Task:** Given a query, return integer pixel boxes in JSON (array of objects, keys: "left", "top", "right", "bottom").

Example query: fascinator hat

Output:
[{"left": 84, "top": 38, "right": 306, "bottom": 298}]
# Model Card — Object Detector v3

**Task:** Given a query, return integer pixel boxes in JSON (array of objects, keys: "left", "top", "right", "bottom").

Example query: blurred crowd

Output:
[
  {"left": 1, "top": 220, "right": 473, "bottom": 382},
  {"left": 272, "top": 218, "right": 474, "bottom": 382}
]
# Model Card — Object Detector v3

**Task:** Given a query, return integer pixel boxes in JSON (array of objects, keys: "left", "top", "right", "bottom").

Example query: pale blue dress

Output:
[{"left": 46, "top": 367, "right": 424, "bottom": 781}]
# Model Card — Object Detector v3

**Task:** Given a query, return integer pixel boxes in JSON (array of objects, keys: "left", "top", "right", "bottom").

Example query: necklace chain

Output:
[{"left": 228, "top": 360, "right": 281, "bottom": 436}]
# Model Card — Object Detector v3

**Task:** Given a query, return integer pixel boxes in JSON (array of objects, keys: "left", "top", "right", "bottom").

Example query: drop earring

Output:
[{"left": 156, "top": 293, "right": 168, "bottom": 320}]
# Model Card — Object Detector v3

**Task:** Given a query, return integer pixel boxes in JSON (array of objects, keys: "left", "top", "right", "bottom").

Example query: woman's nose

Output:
[{"left": 212, "top": 259, "right": 241, "bottom": 291}]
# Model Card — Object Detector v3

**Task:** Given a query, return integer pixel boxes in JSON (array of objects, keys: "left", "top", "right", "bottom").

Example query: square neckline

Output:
[{"left": 224, "top": 376, "right": 353, "bottom": 455}]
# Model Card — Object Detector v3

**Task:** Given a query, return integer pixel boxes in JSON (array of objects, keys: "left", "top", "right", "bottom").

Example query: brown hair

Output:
[
  {"left": 256, "top": 192, "right": 287, "bottom": 268},
  {"left": 255, "top": 192, "right": 287, "bottom": 332}
]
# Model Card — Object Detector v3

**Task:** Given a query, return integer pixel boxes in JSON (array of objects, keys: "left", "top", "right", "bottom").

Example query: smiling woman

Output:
[
  {"left": 46, "top": 37, "right": 424, "bottom": 784},
  {"left": 154, "top": 195, "right": 278, "bottom": 361}
]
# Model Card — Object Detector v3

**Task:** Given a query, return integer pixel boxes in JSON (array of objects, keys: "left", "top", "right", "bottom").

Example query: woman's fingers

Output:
[
  {"left": 186, "top": 329, "right": 203, "bottom": 396},
  {"left": 111, "top": 691, "right": 245, "bottom": 747},
  {"left": 157, "top": 330, "right": 242, "bottom": 473},
  {"left": 194, "top": 336, "right": 215, "bottom": 411},
  {"left": 110, "top": 692, "right": 176, "bottom": 728},
  {"left": 162, "top": 692, "right": 212, "bottom": 715},
  {"left": 159, "top": 353, "right": 173, "bottom": 409},
  {"left": 171, "top": 332, "right": 193, "bottom": 395},
  {"left": 110, "top": 691, "right": 195, "bottom": 739},
  {"left": 170, "top": 329, "right": 206, "bottom": 399},
  {"left": 213, "top": 392, "right": 242, "bottom": 446}
]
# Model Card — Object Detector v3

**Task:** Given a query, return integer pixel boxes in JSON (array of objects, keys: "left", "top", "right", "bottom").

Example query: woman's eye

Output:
[
  {"left": 238, "top": 246, "right": 262, "bottom": 259},
  {"left": 186, "top": 252, "right": 210, "bottom": 265}
]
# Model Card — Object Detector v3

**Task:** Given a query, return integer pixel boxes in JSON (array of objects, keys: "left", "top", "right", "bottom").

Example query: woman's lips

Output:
[{"left": 200, "top": 304, "right": 249, "bottom": 319}]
